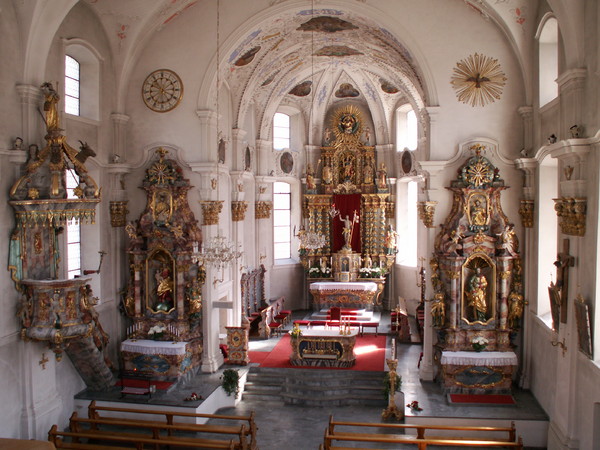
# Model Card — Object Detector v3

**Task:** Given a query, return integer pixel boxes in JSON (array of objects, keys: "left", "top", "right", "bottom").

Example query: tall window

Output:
[
  {"left": 273, "top": 113, "right": 290, "bottom": 150},
  {"left": 65, "top": 55, "right": 80, "bottom": 116},
  {"left": 396, "top": 180, "right": 418, "bottom": 267},
  {"left": 396, "top": 105, "right": 418, "bottom": 151},
  {"left": 538, "top": 17, "right": 558, "bottom": 107},
  {"left": 273, "top": 182, "right": 291, "bottom": 260},
  {"left": 66, "top": 170, "right": 81, "bottom": 278}
]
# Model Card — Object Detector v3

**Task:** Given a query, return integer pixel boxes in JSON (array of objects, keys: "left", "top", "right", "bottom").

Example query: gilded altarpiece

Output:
[
  {"left": 432, "top": 148, "right": 523, "bottom": 393},
  {"left": 301, "top": 106, "right": 394, "bottom": 307},
  {"left": 122, "top": 149, "right": 204, "bottom": 380}
]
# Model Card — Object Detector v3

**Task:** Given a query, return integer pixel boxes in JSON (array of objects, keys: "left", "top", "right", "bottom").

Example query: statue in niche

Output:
[
  {"left": 322, "top": 163, "right": 332, "bottom": 185},
  {"left": 341, "top": 156, "right": 355, "bottom": 182},
  {"left": 467, "top": 267, "right": 488, "bottom": 322},
  {"left": 468, "top": 194, "right": 488, "bottom": 229},
  {"left": 152, "top": 190, "right": 172, "bottom": 225},
  {"left": 364, "top": 162, "right": 374, "bottom": 185},
  {"left": 155, "top": 266, "right": 174, "bottom": 312}
]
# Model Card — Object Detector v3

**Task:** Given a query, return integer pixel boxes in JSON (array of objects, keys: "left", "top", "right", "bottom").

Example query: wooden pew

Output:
[
  {"left": 48, "top": 424, "right": 236, "bottom": 449},
  {"left": 321, "top": 431, "right": 524, "bottom": 449},
  {"left": 323, "top": 416, "right": 522, "bottom": 449},
  {"left": 70, "top": 412, "right": 247, "bottom": 449},
  {"left": 87, "top": 400, "right": 257, "bottom": 449}
]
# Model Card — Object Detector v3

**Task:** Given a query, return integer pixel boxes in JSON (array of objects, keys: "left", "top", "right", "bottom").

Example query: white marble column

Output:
[
  {"left": 255, "top": 175, "right": 275, "bottom": 301},
  {"left": 557, "top": 68, "right": 586, "bottom": 140}
]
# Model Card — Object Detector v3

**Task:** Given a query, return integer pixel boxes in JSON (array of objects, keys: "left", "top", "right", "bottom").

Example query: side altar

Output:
[
  {"left": 430, "top": 144, "right": 524, "bottom": 394},
  {"left": 300, "top": 105, "right": 396, "bottom": 306},
  {"left": 121, "top": 339, "right": 192, "bottom": 381},
  {"left": 289, "top": 329, "right": 357, "bottom": 368}
]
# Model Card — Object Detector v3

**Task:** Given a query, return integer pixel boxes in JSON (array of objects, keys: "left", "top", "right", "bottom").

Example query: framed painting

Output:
[
  {"left": 548, "top": 282, "right": 561, "bottom": 332},
  {"left": 574, "top": 295, "right": 593, "bottom": 358}
]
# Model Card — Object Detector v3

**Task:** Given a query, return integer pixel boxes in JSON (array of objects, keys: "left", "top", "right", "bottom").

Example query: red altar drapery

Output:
[{"left": 331, "top": 194, "right": 361, "bottom": 253}]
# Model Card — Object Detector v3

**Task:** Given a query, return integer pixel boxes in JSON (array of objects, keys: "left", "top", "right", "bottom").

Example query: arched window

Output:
[
  {"left": 64, "top": 41, "right": 101, "bottom": 121},
  {"left": 65, "top": 170, "right": 81, "bottom": 279},
  {"left": 396, "top": 179, "right": 418, "bottom": 267},
  {"left": 538, "top": 17, "right": 558, "bottom": 107},
  {"left": 536, "top": 157, "right": 558, "bottom": 326},
  {"left": 273, "top": 182, "right": 291, "bottom": 260},
  {"left": 396, "top": 105, "right": 418, "bottom": 151},
  {"left": 64, "top": 55, "right": 80, "bottom": 116},
  {"left": 273, "top": 113, "right": 290, "bottom": 150}
]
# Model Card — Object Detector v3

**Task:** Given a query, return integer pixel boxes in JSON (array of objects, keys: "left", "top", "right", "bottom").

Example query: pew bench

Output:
[
  {"left": 87, "top": 400, "right": 257, "bottom": 449},
  {"left": 70, "top": 412, "right": 249, "bottom": 449},
  {"left": 48, "top": 424, "right": 236, "bottom": 449}
]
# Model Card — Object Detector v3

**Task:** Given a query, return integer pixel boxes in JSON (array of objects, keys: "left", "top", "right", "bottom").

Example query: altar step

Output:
[{"left": 242, "top": 367, "right": 386, "bottom": 407}]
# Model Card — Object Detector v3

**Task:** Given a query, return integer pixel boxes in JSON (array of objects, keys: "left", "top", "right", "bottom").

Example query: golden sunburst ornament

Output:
[{"left": 451, "top": 53, "right": 507, "bottom": 107}]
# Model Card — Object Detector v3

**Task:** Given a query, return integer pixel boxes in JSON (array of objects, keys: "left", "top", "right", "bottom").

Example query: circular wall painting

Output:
[{"left": 280, "top": 151, "right": 294, "bottom": 174}]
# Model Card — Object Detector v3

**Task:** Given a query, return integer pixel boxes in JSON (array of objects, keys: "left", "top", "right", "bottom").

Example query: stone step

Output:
[
  {"left": 241, "top": 392, "right": 284, "bottom": 402},
  {"left": 243, "top": 383, "right": 282, "bottom": 393}
]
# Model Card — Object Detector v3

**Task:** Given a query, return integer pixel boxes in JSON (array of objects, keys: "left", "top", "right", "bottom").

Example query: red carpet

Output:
[
  {"left": 116, "top": 379, "right": 173, "bottom": 391},
  {"left": 448, "top": 394, "right": 516, "bottom": 405},
  {"left": 248, "top": 334, "right": 386, "bottom": 371}
]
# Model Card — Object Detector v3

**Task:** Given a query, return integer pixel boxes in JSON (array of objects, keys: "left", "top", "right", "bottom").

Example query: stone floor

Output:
[{"left": 76, "top": 310, "right": 549, "bottom": 449}]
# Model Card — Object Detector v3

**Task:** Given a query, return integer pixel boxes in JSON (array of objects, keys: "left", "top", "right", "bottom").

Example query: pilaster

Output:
[
  {"left": 110, "top": 113, "right": 130, "bottom": 163},
  {"left": 517, "top": 106, "right": 533, "bottom": 157},
  {"left": 255, "top": 139, "right": 273, "bottom": 176},
  {"left": 231, "top": 128, "right": 248, "bottom": 172},
  {"left": 196, "top": 110, "right": 218, "bottom": 163},
  {"left": 557, "top": 68, "right": 586, "bottom": 140},
  {"left": 16, "top": 84, "right": 43, "bottom": 147}
]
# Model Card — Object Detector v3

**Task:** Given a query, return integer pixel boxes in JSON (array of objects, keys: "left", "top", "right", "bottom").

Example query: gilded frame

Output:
[
  {"left": 461, "top": 253, "right": 496, "bottom": 325},
  {"left": 574, "top": 295, "right": 593, "bottom": 358}
]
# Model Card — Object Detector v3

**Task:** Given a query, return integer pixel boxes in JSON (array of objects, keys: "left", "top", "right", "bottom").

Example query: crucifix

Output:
[
  {"left": 554, "top": 239, "right": 575, "bottom": 324},
  {"left": 39, "top": 352, "right": 49, "bottom": 370}
]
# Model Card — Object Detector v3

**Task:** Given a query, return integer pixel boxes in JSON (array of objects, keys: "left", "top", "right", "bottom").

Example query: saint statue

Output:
[
  {"left": 470, "top": 199, "right": 487, "bottom": 227},
  {"left": 496, "top": 224, "right": 518, "bottom": 256},
  {"left": 363, "top": 254, "right": 372, "bottom": 269},
  {"left": 41, "top": 82, "right": 61, "bottom": 132},
  {"left": 377, "top": 162, "right": 387, "bottom": 189},
  {"left": 305, "top": 163, "right": 316, "bottom": 190},
  {"left": 322, "top": 164, "right": 332, "bottom": 185},
  {"left": 364, "top": 163, "right": 374, "bottom": 185},
  {"left": 155, "top": 267, "right": 174, "bottom": 311},
  {"left": 385, "top": 225, "right": 398, "bottom": 254},
  {"left": 339, "top": 211, "right": 359, "bottom": 250},
  {"left": 467, "top": 267, "right": 488, "bottom": 322}
]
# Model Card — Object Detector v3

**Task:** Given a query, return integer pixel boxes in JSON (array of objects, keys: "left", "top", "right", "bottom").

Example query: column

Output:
[
  {"left": 255, "top": 176, "right": 275, "bottom": 301},
  {"left": 517, "top": 106, "right": 533, "bottom": 157},
  {"left": 16, "top": 84, "right": 43, "bottom": 147},
  {"left": 195, "top": 110, "right": 218, "bottom": 163},
  {"left": 417, "top": 201, "right": 437, "bottom": 381},
  {"left": 110, "top": 113, "right": 130, "bottom": 162},
  {"left": 231, "top": 128, "right": 248, "bottom": 172},
  {"left": 255, "top": 139, "right": 272, "bottom": 176}
]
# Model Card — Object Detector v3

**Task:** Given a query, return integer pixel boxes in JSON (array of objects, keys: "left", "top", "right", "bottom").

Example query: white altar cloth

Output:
[
  {"left": 121, "top": 339, "right": 188, "bottom": 356},
  {"left": 310, "top": 282, "right": 377, "bottom": 292},
  {"left": 441, "top": 351, "right": 518, "bottom": 366}
]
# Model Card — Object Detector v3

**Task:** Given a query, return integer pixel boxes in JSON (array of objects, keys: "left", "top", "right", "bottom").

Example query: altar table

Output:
[
  {"left": 289, "top": 329, "right": 357, "bottom": 368},
  {"left": 441, "top": 351, "right": 518, "bottom": 394},
  {"left": 121, "top": 339, "right": 192, "bottom": 381},
  {"left": 309, "top": 281, "right": 378, "bottom": 311}
]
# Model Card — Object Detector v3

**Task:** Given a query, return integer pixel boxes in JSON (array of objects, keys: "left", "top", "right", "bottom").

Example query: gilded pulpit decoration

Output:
[
  {"left": 518, "top": 200, "right": 534, "bottom": 228},
  {"left": 123, "top": 148, "right": 204, "bottom": 379},
  {"left": 110, "top": 201, "right": 128, "bottom": 227},
  {"left": 255, "top": 201, "right": 272, "bottom": 219},
  {"left": 231, "top": 201, "right": 248, "bottom": 221},
  {"left": 417, "top": 201, "right": 437, "bottom": 228},
  {"left": 8, "top": 83, "right": 113, "bottom": 390},
  {"left": 450, "top": 53, "right": 507, "bottom": 107},
  {"left": 553, "top": 197, "right": 586, "bottom": 236},
  {"left": 201, "top": 200, "right": 224, "bottom": 225}
]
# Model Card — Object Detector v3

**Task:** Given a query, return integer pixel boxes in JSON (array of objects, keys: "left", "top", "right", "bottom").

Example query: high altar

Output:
[
  {"left": 431, "top": 146, "right": 523, "bottom": 394},
  {"left": 301, "top": 105, "right": 395, "bottom": 308},
  {"left": 121, "top": 149, "right": 204, "bottom": 382}
]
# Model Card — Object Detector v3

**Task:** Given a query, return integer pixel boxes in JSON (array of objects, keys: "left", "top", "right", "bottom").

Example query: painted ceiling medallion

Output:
[
  {"left": 335, "top": 83, "right": 359, "bottom": 98},
  {"left": 289, "top": 81, "right": 312, "bottom": 96},
  {"left": 315, "top": 45, "right": 363, "bottom": 57},
  {"left": 235, "top": 46, "right": 261, "bottom": 66},
  {"left": 450, "top": 53, "right": 507, "bottom": 107},
  {"left": 297, "top": 16, "right": 358, "bottom": 33}
]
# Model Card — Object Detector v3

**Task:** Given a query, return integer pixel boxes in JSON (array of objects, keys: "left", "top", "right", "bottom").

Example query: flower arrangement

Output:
[
  {"left": 290, "top": 323, "right": 303, "bottom": 339},
  {"left": 148, "top": 325, "right": 166, "bottom": 340},
  {"left": 407, "top": 400, "right": 423, "bottom": 411},
  {"left": 308, "top": 266, "right": 332, "bottom": 278},
  {"left": 471, "top": 336, "right": 489, "bottom": 352},
  {"left": 184, "top": 392, "right": 202, "bottom": 401},
  {"left": 360, "top": 267, "right": 384, "bottom": 278}
]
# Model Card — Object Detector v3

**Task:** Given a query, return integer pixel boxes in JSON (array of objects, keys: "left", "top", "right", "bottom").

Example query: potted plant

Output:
[
  {"left": 290, "top": 323, "right": 303, "bottom": 339},
  {"left": 382, "top": 372, "right": 402, "bottom": 399},
  {"left": 148, "top": 324, "right": 166, "bottom": 340},
  {"left": 471, "top": 336, "right": 489, "bottom": 352},
  {"left": 221, "top": 369, "right": 240, "bottom": 397}
]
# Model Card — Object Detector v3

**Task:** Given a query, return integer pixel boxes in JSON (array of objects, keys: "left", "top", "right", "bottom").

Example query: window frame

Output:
[{"left": 273, "top": 181, "right": 292, "bottom": 260}]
